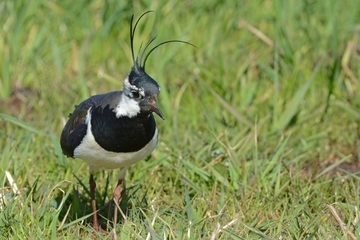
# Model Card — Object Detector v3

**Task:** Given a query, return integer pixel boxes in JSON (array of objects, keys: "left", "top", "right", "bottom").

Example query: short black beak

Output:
[
  {"left": 149, "top": 97, "right": 165, "bottom": 120},
  {"left": 152, "top": 102, "right": 165, "bottom": 120}
]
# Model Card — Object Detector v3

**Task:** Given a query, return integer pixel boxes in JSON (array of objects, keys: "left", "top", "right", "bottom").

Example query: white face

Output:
[
  {"left": 123, "top": 75, "right": 145, "bottom": 98},
  {"left": 113, "top": 75, "right": 146, "bottom": 118},
  {"left": 113, "top": 93, "right": 141, "bottom": 118}
]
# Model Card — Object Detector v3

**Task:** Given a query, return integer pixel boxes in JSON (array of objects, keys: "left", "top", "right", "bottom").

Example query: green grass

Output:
[{"left": 1, "top": 0, "right": 360, "bottom": 239}]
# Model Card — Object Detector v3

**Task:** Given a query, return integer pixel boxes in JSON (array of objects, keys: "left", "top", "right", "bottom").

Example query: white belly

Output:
[{"left": 73, "top": 113, "right": 158, "bottom": 172}]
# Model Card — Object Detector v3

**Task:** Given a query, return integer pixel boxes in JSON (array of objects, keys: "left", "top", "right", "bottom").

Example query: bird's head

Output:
[
  {"left": 123, "top": 11, "right": 195, "bottom": 120},
  {"left": 123, "top": 62, "right": 164, "bottom": 119}
]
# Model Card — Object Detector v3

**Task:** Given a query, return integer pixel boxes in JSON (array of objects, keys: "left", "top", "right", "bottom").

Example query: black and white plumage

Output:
[
  {"left": 60, "top": 11, "right": 193, "bottom": 232},
  {"left": 60, "top": 69, "right": 164, "bottom": 171}
]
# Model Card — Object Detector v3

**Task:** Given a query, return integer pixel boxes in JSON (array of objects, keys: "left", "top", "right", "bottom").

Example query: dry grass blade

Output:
[
  {"left": 238, "top": 18, "right": 274, "bottom": 48},
  {"left": 5, "top": 171, "right": 20, "bottom": 196},
  {"left": 327, "top": 203, "right": 357, "bottom": 240},
  {"left": 341, "top": 38, "right": 358, "bottom": 84},
  {"left": 199, "top": 78, "right": 254, "bottom": 128},
  {"left": 1, "top": 171, "right": 22, "bottom": 210}
]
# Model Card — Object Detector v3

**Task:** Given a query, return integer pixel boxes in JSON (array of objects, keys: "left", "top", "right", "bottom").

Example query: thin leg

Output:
[
  {"left": 113, "top": 179, "right": 124, "bottom": 225},
  {"left": 89, "top": 173, "right": 102, "bottom": 231},
  {"left": 113, "top": 167, "right": 128, "bottom": 229}
]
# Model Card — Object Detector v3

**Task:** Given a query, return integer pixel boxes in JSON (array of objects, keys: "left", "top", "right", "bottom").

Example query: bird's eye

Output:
[{"left": 132, "top": 91, "right": 141, "bottom": 99}]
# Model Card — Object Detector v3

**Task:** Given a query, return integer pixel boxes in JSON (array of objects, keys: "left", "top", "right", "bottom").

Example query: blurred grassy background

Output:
[{"left": 1, "top": 0, "right": 360, "bottom": 239}]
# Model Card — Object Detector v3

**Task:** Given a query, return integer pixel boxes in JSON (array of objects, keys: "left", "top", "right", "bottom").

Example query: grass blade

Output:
[
  {"left": 275, "top": 60, "right": 322, "bottom": 131},
  {"left": 0, "top": 113, "right": 40, "bottom": 134}
]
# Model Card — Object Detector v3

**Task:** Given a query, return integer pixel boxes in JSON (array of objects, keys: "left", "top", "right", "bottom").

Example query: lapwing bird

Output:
[{"left": 60, "top": 11, "right": 194, "bottom": 232}]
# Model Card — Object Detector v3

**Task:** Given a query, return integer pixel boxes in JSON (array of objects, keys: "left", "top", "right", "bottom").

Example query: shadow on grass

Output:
[{"left": 55, "top": 173, "right": 148, "bottom": 232}]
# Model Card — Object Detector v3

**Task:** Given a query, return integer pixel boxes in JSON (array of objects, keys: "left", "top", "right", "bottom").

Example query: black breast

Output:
[{"left": 90, "top": 104, "right": 157, "bottom": 152}]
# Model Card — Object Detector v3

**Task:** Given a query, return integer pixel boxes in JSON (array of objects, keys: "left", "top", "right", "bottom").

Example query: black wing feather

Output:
[
  {"left": 60, "top": 98, "right": 94, "bottom": 157},
  {"left": 60, "top": 91, "right": 122, "bottom": 157}
]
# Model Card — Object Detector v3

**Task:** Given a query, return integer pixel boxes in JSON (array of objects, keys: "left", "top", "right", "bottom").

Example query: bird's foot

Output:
[{"left": 93, "top": 222, "right": 108, "bottom": 233}]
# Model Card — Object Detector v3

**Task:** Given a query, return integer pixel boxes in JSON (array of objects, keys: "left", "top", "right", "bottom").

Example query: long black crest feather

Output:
[
  {"left": 130, "top": 10, "right": 153, "bottom": 65},
  {"left": 142, "top": 40, "right": 196, "bottom": 70},
  {"left": 130, "top": 11, "right": 196, "bottom": 71}
]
